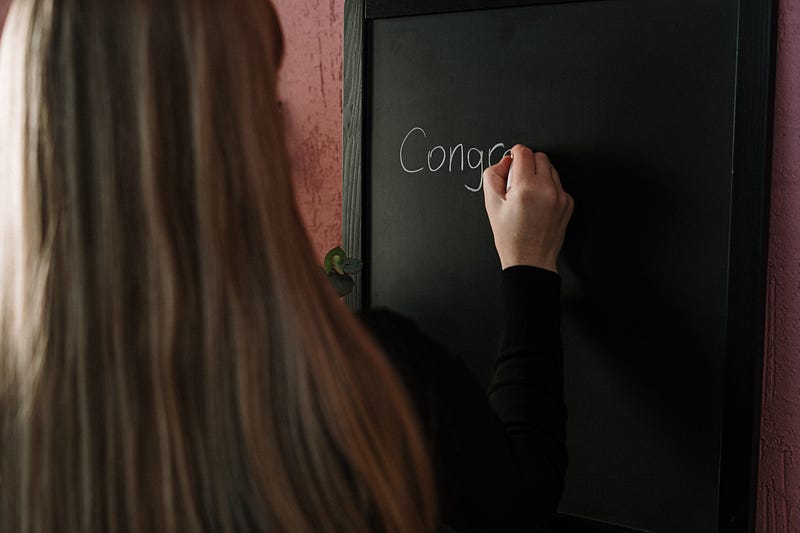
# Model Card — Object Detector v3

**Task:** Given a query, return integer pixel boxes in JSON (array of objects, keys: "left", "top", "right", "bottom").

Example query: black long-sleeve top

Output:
[{"left": 359, "top": 266, "right": 567, "bottom": 532}]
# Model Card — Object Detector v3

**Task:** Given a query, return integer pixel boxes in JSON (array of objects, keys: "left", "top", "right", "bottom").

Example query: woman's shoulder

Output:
[{"left": 357, "top": 307, "right": 533, "bottom": 532}]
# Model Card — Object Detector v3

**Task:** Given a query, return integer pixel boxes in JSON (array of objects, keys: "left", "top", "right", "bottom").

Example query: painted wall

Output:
[
  {"left": 272, "top": 0, "right": 344, "bottom": 260},
  {"left": 757, "top": 0, "right": 800, "bottom": 531}
]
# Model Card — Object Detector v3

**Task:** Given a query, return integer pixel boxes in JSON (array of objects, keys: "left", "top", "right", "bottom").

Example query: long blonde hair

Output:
[{"left": 0, "top": 1, "right": 436, "bottom": 531}]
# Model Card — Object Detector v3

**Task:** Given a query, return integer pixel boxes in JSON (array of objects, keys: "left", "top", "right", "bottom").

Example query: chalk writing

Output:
[{"left": 400, "top": 127, "right": 509, "bottom": 192}]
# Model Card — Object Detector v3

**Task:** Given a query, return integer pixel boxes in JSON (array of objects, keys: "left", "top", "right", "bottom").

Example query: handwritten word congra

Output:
[{"left": 399, "top": 127, "right": 510, "bottom": 192}]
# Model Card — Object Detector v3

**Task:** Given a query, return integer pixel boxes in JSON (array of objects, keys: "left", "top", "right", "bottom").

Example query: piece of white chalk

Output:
[{"left": 506, "top": 162, "right": 513, "bottom": 192}]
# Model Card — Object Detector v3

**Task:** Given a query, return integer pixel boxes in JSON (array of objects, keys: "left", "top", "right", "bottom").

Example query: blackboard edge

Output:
[
  {"left": 549, "top": 514, "right": 654, "bottom": 533},
  {"left": 365, "top": 0, "right": 596, "bottom": 20},
  {"left": 717, "top": 0, "right": 778, "bottom": 531},
  {"left": 343, "top": 0, "right": 366, "bottom": 311}
]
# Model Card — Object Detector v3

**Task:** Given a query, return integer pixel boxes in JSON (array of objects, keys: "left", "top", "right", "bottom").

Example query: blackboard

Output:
[{"left": 342, "top": 1, "right": 776, "bottom": 531}]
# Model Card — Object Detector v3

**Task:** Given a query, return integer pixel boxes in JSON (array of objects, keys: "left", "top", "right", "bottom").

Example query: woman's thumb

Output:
[{"left": 483, "top": 155, "right": 512, "bottom": 204}]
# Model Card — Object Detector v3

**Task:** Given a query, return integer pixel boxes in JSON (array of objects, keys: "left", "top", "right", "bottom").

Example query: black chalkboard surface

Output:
[{"left": 343, "top": 1, "right": 775, "bottom": 531}]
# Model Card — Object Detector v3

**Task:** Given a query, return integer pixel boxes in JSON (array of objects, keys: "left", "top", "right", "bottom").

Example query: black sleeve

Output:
[
  {"left": 490, "top": 266, "right": 568, "bottom": 524},
  {"left": 359, "top": 266, "right": 566, "bottom": 532}
]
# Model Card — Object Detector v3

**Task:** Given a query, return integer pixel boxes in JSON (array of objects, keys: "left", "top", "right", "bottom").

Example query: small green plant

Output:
[{"left": 323, "top": 246, "right": 363, "bottom": 297}]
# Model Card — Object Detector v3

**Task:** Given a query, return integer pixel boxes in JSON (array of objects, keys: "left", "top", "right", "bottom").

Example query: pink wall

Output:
[
  {"left": 272, "top": 0, "right": 344, "bottom": 260},
  {"left": 757, "top": 0, "right": 800, "bottom": 531}
]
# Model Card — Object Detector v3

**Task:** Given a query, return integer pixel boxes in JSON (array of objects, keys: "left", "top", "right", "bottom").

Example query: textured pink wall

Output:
[
  {"left": 272, "top": 0, "right": 344, "bottom": 260},
  {"left": 757, "top": 0, "right": 800, "bottom": 531}
]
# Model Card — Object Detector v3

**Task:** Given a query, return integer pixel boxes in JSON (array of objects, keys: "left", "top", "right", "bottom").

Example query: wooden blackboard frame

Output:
[{"left": 342, "top": 1, "right": 777, "bottom": 531}]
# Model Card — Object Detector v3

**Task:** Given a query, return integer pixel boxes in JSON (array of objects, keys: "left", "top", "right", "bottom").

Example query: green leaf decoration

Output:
[
  {"left": 332, "top": 254, "right": 345, "bottom": 275},
  {"left": 323, "top": 246, "right": 363, "bottom": 296},
  {"left": 324, "top": 246, "right": 347, "bottom": 275},
  {"left": 341, "top": 258, "right": 363, "bottom": 274}
]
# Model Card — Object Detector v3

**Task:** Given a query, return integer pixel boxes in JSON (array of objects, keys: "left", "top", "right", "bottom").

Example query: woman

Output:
[{"left": 0, "top": 1, "right": 572, "bottom": 532}]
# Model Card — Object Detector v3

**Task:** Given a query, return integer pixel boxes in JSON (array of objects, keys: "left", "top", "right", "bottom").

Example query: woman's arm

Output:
[
  {"left": 483, "top": 145, "right": 573, "bottom": 525},
  {"left": 490, "top": 265, "right": 567, "bottom": 525}
]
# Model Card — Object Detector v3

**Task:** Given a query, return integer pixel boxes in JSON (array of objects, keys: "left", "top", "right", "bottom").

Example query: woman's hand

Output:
[{"left": 483, "top": 145, "right": 574, "bottom": 272}]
